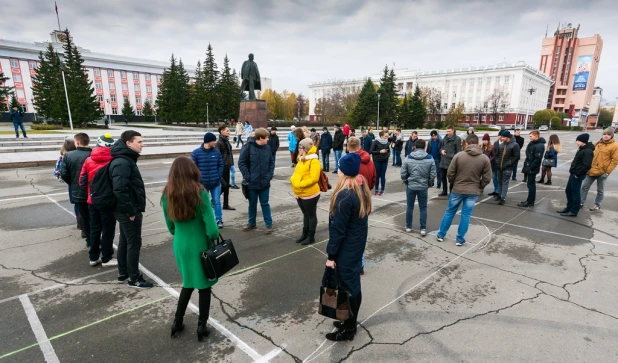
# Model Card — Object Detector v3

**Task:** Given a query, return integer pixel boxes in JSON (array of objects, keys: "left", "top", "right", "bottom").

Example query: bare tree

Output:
[{"left": 486, "top": 89, "right": 510, "bottom": 125}]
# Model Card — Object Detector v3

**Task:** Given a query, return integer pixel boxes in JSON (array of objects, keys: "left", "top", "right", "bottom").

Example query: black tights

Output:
[
  {"left": 541, "top": 166, "right": 553, "bottom": 181},
  {"left": 343, "top": 292, "right": 363, "bottom": 330},
  {"left": 175, "top": 287, "right": 211, "bottom": 321},
  {"left": 296, "top": 195, "right": 320, "bottom": 233}
]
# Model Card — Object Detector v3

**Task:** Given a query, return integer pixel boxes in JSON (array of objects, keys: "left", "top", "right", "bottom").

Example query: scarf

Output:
[{"left": 377, "top": 138, "right": 388, "bottom": 145}]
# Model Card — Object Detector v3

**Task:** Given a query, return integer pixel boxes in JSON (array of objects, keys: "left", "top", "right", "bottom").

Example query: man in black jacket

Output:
[
  {"left": 518, "top": 130, "right": 545, "bottom": 207},
  {"left": 216, "top": 125, "right": 236, "bottom": 211},
  {"left": 438, "top": 126, "right": 462, "bottom": 196},
  {"left": 267, "top": 127, "right": 280, "bottom": 167},
  {"left": 332, "top": 124, "right": 345, "bottom": 173},
  {"left": 494, "top": 131, "right": 520, "bottom": 205},
  {"left": 512, "top": 129, "right": 525, "bottom": 181},
  {"left": 558, "top": 133, "right": 595, "bottom": 217},
  {"left": 110, "top": 130, "right": 152, "bottom": 288},
  {"left": 61, "top": 133, "right": 92, "bottom": 245}
]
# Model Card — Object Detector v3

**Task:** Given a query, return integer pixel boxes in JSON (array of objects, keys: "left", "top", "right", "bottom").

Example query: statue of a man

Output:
[{"left": 240, "top": 53, "right": 261, "bottom": 101}]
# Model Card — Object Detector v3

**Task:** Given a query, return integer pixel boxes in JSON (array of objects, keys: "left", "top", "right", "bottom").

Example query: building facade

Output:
[{"left": 309, "top": 61, "right": 552, "bottom": 127}]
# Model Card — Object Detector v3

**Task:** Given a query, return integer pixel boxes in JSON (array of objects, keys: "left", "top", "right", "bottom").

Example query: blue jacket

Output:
[
  {"left": 427, "top": 138, "right": 441, "bottom": 162},
  {"left": 361, "top": 136, "right": 372, "bottom": 152},
  {"left": 320, "top": 132, "right": 333, "bottom": 152},
  {"left": 9, "top": 109, "right": 23, "bottom": 123},
  {"left": 544, "top": 145, "right": 558, "bottom": 168},
  {"left": 325, "top": 189, "right": 368, "bottom": 299},
  {"left": 404, "top": 137, "right": 417, "bottom": 156},
  {"left": 190, "top": 145, "right": 223, "bottom": 190},
  {"left": 287, "top": 131, "right": 298, "bottom": 152},
  {"left": 238, "top": 138, "right": 275, "bottom": 190},
  {"left": 244, "top": 124, "right": 254, "bottom": 138}
]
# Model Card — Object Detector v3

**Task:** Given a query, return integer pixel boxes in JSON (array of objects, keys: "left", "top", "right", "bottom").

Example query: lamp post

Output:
[
  {"left": 377, "top": 93, "right": 381, "bottom": 129},
  {"left": 106, "top": 99, "right": 111, "bottom": 125},
  {"left": 59, "top": 63, "right": 74, "bottom": 132},
  {"left": 523, "top": 87, "right": 536, "bottom": 130},
  {"left": 30, "top": 98, "right": 37, "bottom": 122},
  {"left": 206, "top": 103, "right": 209, "bottom": 126},
  {"left": 154, "top": 105, "right": 158, "bottom": 124}
]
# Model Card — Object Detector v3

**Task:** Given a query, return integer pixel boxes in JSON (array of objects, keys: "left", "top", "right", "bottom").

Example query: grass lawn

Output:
[{"left": 0, "top": 130, "right": 63, "bottom": 135}]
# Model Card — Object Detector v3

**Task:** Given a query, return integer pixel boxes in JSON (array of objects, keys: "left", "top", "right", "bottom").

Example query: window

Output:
[
  {"left": 97, "top": 95, "right": 103, "bottom": 102},
  {"left": 499, "top": 115, "right": 504, "bottom": 121},
  {"left": 443, "top": 103, "right": 448, "bottom": 110},
  {"left": 474, "top": 115, "right": 479, "bottom": 121},
  {"left": 145, "top": 98, "right": 152, "bottom": 104},
  {"left": 112, "top": 108, "right": 118, "bottom": 115},
  {"left": 122, "top": 84, "right": 128, "bottom": 91},
  {"left": 13, "top": 74, "right": 22, "bottom": 83},
  {"left": 10, "top": 59, "right": 19, "bottom": 68},
  {"left": 107, "top": 69, "right": 114, "bottom": 77},
  {"left": 124, "top": 96, "right": 129, "bottom": 102},
  {"left": 110, "top": 95, "right": 116, "bottom": 102},
  {"left": 136, "top": 109, "right": 143, "bottom": 116},
  {"left": 120, "top": 71, "right": 126, "bottom": 79},
  {"left": 451, "top": 103, "right": 455, "bottom": 109},
  {"left": 109, "top": 83, "right": 115, "bottom": 90},
  {"left": 94, "top": 68, "right": 100, "bottom": 76},
  {"left": 95, "top": 82, "right": 102, "bottom": 89},
  {"left": 29, "top": 61, "right": 37, "bottom": 69},
  {"left": 441, "top": 115, "right": 446, "bottom": 121},
  {"left": 145, "top": 74, "right": 151, "bottom": 81},
  {"left": 146, "top": 85, "right": 152, "bottom": 93},
  {"left": 156, "top": 75, "right": 161, "bottom": 82},
  {"left": 134, "top": 84, "right": 140, "bottom": 91},
  {"left": 133, "top": 73, "right": 139, "bottom": 80},
  {"left": 482, "top": 115, "right": 486, "bottom": 122},
  {"left": 136, "top": 97, "right": 141, "bottom": 104},
  {"left": 16, "top": 89, "right": 25, "bottom": 98},
  {"left": 490, "top": 115, "right": 495, "bottom": 122}
]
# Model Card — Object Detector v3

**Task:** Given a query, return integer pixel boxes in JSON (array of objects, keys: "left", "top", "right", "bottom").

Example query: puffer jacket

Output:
[
  {"left": 401, "top": 149, "right": 436, "bottom": 190},
  {"left": 522, "top": 137, "right": 546, "bottom": 175},
  {"left": 238, "top": 138, "right": 275, "bottom": 190},
  {"left": 289, "top": 146, "right": 321, "bottom": 197},
  {"left": 370, "top": 139, "right": 390, "bottom": 162},
  {"left": 447, "top": 144, "right": 492, "bottom": 195},
  {"left": 439, "top": 134, "right": 462, "bottom": 169},
  {"left": 215, "top": 135, "right": 234, "bottom": 168},
  {"left": 190, "top": 145, "right": 223, "bottom": 190},
  {"left": 356, "top": 149, "right": 376, "bottom": 190},
  {"left": 79, "top": 146, "right": 113, "bottom": 204},
  {"left": 495, "top": 139, "right": 521, "bottom": 171},
  {"left": 320, "top": 132, "right": 333, "bottom": 151},
  {"left": 288, "top": 131, "right": 298, "bottom": 152},
  {"left": 61, "top": 147, "right": 92, "bottom": 203},
  {"left": 588, "top": 138, "right": 618, "bottom": 176},
  {"left": 361, "top": 136, "right": 372, "bottom": 152},
  {"left": 110, "top": 141, "right": 145, "bottom": 216},
  {"left": 570, "top": 142, "right": 595, "bottom": 177}
]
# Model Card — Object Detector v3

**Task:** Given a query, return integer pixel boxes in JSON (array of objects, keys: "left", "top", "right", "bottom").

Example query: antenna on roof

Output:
[{"left": 545, "top": 24, "right": 548, "bottom": 38}]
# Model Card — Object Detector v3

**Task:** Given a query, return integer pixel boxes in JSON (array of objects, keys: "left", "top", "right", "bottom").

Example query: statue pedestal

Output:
[{"left": 239, "top": 100, "right": 268, "bottom": 130}]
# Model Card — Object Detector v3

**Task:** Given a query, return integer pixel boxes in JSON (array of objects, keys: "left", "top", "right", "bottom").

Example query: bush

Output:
[{"left": 31, "top": 123, "right": 61, "bottom": 130}]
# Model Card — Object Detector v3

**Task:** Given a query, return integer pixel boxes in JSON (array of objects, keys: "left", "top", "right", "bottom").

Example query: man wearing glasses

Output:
[{"left": 580, "top": 129, "right": 618, "bottom": 211}]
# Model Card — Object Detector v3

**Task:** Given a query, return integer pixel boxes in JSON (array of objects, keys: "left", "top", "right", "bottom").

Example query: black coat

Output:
[
  {"left": 495, "top": 139, "right": 521, "bottom": 171},
  {"left": 215, "top": 135, "right": 234, "bottom": 168},
  {"left": 61, "top": 147, "right": 92, "bottom": 203},
  {"left": 405, "top": 138, "right": 417, "bottom": 156},
  {"left": 570, "top": 142, "right": 595, "bottom": 177},
  {"left": 110, "top": 142, "right": 146, "bottom": 216},
  {"left": 238, "top": 139, "right": 275, "bottom": 190},
  {"left": 514, "top": 135, "right": 525, "bottom": 149},
  {"left": 439, "top": 134, "right": 462, "bottom": 169},
  {"left": 522, "top": 137, "right": 546, "bottom": 175},
  {"left": 326, "top": 189, "right": 368, "bottom": 299},
  {"left": 361, "top": 136, "right": 372, "bottom": 152},
  {"left": 320, "top": 132, "right": 333, "bottom": 151},
  {"left": 267, "top": 134, "right": 280, "bottom": 155},
  {"left": 370, "top": 139, "right": 390, "bottom": 162},
  {"left": 332, "top": 130, "right": 345, "bottom": 151}
]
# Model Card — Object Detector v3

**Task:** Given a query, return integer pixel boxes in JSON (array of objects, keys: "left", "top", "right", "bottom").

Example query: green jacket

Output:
[{"left": 163, "top": 190, "right": 220, "bottom": 289}]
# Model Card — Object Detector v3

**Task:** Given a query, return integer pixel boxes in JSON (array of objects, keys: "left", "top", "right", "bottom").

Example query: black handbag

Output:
[
  {"left": 200, "top": 234, "right": 239, "bottom": 281},
  {"left": 241, "top": 144, "right": 252, "bottom": 200},
  {"left": 318, "top": 267, "right": 353, "bottom": 321},
  {"left": 542, "top": 158, "right": 554, "bottom": 167}
]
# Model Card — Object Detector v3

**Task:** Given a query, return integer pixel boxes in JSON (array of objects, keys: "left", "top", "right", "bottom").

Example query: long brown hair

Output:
[
  {"left": 547, "top": 134, "right": 562, "bottom": 153},
  {"left": 329, "top": 175, "right": 372, "bottom": 219},
  {"left": 161, "top": 157, "right": 204, "bottom": 221}
]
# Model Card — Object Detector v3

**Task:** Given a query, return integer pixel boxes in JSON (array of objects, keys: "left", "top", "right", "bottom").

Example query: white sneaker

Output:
[
  {"left": 102, "top": 258, "right": 118, "bottom": 267},
  {"left": 89, "top": 258, "right": 102, "bottom": 266},
  {"left": 420, "top": 229, "right": 427, "bottom": 237},
  {"left": 405, "top": 228, "right": 412, "bottom": 233}
]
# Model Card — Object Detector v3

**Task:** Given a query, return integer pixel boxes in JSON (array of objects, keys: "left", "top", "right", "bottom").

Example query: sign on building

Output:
[{"left": 573, "top": 55, "right": 592, "bottom": 91}]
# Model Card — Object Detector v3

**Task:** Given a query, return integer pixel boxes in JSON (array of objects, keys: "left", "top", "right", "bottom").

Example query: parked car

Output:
[
  {"left": 488, "top": 125, "right": 501, "bottom": 130},
  {"left": 539, "top": 125, "right": 549, "bottom": 131}
]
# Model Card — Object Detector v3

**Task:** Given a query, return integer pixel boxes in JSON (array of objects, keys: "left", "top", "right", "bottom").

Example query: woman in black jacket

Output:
[
  {"left": 324, "top": 153, "right": 371, "bottom": 341},
  {"left": 369, "top": 130, "right": 391, "bottom": 196}
]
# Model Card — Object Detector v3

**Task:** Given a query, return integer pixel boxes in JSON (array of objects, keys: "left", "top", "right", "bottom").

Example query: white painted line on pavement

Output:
[
  {"left": 45, "top": 195, "right": 75, "bottom": 217},
  {"left": 0, "top": 192, "right": 66, "bottom": 202},
  {"left": 19, "top": 294, "right": 60, "bottom": 363}
]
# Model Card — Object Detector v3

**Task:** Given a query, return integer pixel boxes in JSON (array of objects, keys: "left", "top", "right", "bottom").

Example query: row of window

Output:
[
  {"left": 92, "top": 68, "right": 159, "bottom": 81},
  {"left": 97, "top": 94, "right": 152, "bottom": 105},
  {"left": 10, "top": 59, "right": 38, "bottom": 69},
  {"left": 109, "top": 108, "right": 144, "bottom": 116},
  {"left": 94, "top": 81, "right": 152, "bottom": 92}
]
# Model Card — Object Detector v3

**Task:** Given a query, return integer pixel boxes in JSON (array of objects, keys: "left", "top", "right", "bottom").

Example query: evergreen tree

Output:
[
  {"left": 409, "top": 85, "right": 427, "bottom": 129},
  {"left": 31, "top": 44, "right": 67, "bottom": 122},
  {"left": 217, "top": 54, "right": 241, "bottom": 121},
  {"left": 398, "top": 94, "right": 411, "bottom": 129},
  {"left": 186, "top": 60, "right": 208, "bottom": 123},
  {"left": 0, "top": 71, "right": 12, "bottom": 111},
  {"left": 203, "top": 43, "right": 219, "bottom": 121},
  {"left": 62, "top": 29, "right": 102, "bottom": 126},
  {"left": 351, "top": 78, "right": 378, "bottom": 128},
  {"left": 9, "top": 94, "right": 20, "bottom": 110},
  {"left": 377, "top": 66, "right": 398, "bottom": 127},
  {"left": 176, "top": 59, "right": 190, "bottom": 124},
  {"left": 142, "top": 99, "right": 154, "bottom": 122},
  {"left": 156, "top": 54, "right": 189, "bottom": 124},
  {"left": 121, "top": 97, "right": 135, "bottom": 120}
]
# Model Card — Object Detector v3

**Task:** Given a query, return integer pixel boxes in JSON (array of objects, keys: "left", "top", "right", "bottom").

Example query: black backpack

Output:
[{"left": 90, "top": 160, "right": 116, "bottom": 211}]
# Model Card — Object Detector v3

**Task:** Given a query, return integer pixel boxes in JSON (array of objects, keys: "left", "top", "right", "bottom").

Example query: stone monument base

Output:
[{"left": 239, "top": 100, "right": 268, "bottom": 130}]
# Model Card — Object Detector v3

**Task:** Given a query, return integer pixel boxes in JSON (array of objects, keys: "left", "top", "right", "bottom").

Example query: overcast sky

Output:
[{"left": 4, "top": 0, "right": 617, "bottom": 103}]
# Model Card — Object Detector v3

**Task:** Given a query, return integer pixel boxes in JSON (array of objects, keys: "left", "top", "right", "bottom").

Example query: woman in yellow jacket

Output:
[{"left": 290, "top": 138, "right": 321, "bottom": 245}]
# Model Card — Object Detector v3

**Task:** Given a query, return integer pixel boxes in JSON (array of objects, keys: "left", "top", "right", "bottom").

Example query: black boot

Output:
[
  {"left": 301, "top": 230, "right": 316, "bottom": 246},
  {"left": 545, "top": 180, "right": 552, "bottom": 185},
  {"left": 537, "top": 178, "right": 544, "bottom": 184},
  {"left": 296, "top": 228, "right": 308, "bottom": 244},
  {"left": 197, "top": 319, "right": 210, "bottom": 341},
  {"left": 170, "top": 317, "right": 184, "bottom": 338},
  {"left": 325, "top": 327, "right": 356, "bottom": 341}
]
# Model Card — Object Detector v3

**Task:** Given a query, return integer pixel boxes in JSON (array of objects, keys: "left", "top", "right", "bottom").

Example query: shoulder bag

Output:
[
  {"left": 318, "top": 267, "right": 352, "bottom": 321},
  {"left": 200, "top": 233, "right": 239, "bottom": 281}
]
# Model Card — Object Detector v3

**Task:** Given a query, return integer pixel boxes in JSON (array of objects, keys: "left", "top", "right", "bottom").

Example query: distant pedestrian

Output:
[
  {"left": 332, "top": 124, "right": 345, "bottom": 173},
  {"left": 243, "top": 121, "right": 253, "bottom": 139},
  {"left": 512, "top": 129, "right": 525, "bottom": 181},
  {"left": 310, "top": 128, "right": 321, "bottom": 159},
  {"left": 580, "top": 128, "right": 618, "bottom": 211},
  {"left": 494, "top": 130, "right": 520, "bottom": 205},
  {"left": 9, "top": 106, "right": 27, "bottom": 138},
  {"left": 287, "top": 125, "right": 298, "bottom": 167},
  {"left": 557, "top": 133, "right": 595, "bottom": 217},
  {"left": 320, "top": 126, "right": 333, "bottom": 171},
  {"left": 467, "top": 127, "right": 475, "bottom": 135},
  {"left": 216, "top": 126, "right": 236, "bottom": 212},
  {"left": 426, "top": 130, "right": 442, "bottom": 189},
  {"left": 290, "top": 138, "right": 321, "bottom": 245},
  {"left": 343, "top": 122, "right": 350, "bottom": 140},
  {"left": 538, "top": 134, "right": 561, "bottom": 185},
  {"left": 162, "top": 157, "right": 220, "bottom": 341},
  {"left": 293, "top": 127, "right": 305, "bottom": 166},
  {"left": 345, "top": 129, "right": 356, "bottom": 153},
  {"left": 436, "top": 134, "right": 492, "bottom": 246},
  {"left": 124, "top": 119, "right": 128, "bottom": 127},
  {"left": 389, "top": 129, "right": 404, "bottom": 167},
  {"left": 238, "top": 128, "right": 275, "bottom": 234},
  {"left": 324, "top": 152, "right": 372, "bottom": 342},
  {"left": 481, "top": 134, "right": 498, "bottom": 196},
  {"left": 489, "top": 130, "right": 505, "bottom": 196},
  {"left": 401, "top": 139, "right": 436, "bottom": 236},
  {"left": 438, "top": 126, "right": 462, "bottom": 196},
  {"left": 267, "top": 126, "right": 280, "bottom": 167},
  {"left": 360, "top": 129, "right": 372, "bottom": 152},
  {"left": 404, "top": 131, "right": 418, "bottom": 157},
  {"left": 235, "top": 121, "right": 244, "bottom": 148},
  {"left": 367, "top": 127, "right": 375, "bottom": 141},
  {"left": 191, "top": 132, "right": 225, "bottom": 228},
  {"left": 370, "top": 130, "right": 390, "bottom": 196},
  {"left": 518, "top": 130, "right": 545, "bottom": 207}
]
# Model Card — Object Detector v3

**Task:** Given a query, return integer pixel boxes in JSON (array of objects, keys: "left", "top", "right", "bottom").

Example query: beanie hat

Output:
[
  {"left": 299, "top": 138, "right": 314, "bottom": 151},
  {"left": 604, "top": 128, "right": 614, "bottom": 138},
  {"left": 270, "top": 126, "right": 277, "bottom": 131},
  {"left": 322, "top": 126, "right": 328, "bottom": 131},
  {"left": 334, "top": 123, "right": 340, "bottom": 129},
  {"left": 430, "top": 130, "right": 438, "bottom": 136},
  {"left": 97, "top": 133, "right": 115, "bottom": 147},
  {"left": 310, "top": 128, "right": 316, "bottom": 132},
  {"left": 576, "top": 133, "right": 590, "bottom": 143},
  {"left": 203, "top": 132, "right": 217, "bottom": 143},
  {"left": 498, "top": 130, "right": 505, "bottom": 137},
  {"left": 482, "top": 133, "right": 490, "bottom": 141},
  {"left": 338, "top": 153, "right": 361, "bottom": 177},
  {"left": 291, "top": 125, "right": 296, "bottom": 130},
  {"left": 501, "top": 130, "right": 512, "bottom": 139}
]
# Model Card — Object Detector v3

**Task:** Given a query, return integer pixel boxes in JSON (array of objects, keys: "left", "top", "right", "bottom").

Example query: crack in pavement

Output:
[
  {"left": 0, "top": 263, "right": 117, "bottom": 288},
  {"left": 0, "top": 234, "right": 73, "bottom": 252},
  {"left": 337, "top": 323, "right": 374, "bottom": 362}
]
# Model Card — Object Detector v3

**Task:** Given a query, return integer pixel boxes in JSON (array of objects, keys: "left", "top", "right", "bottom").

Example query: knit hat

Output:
[
  {"left": 338, "top": 153, "right": 361, "bottom": 177},
  {"left": 604, "top": 128, "right": 614, "bottom": 138},
  {"left": 270, "top": 126, "right": 277, "bottom": 131},
  {"left": 299, "top": 138, "right": 314, "bottom": 151},
  {"left": 97, "top": 133, "right": 115, "bottom": 147},
  {"left": 501, "top": 130, "right": 512, "bottom": 139},
  {"left": 482, "top": 133, "right": 490, "bottom": 141},
  {"left": 430, "top": 130, "right": 438, "bottom": 136},
  {"left": 334, "top": 124, "right": 340, "bottom": 129},
  {"left": 291, "top": 125, "right": 296, "bottom": 130},
  {"left": 576, "top": 133, "right": 590, "bottom": 143},
  {"left": 203, "top": 132, "right": 217, "bottom": 143},
  {"left": 498, "top": 130, "right": 505, "bottom": 137},
  {"left": 310, "top": 128, "right": 316, "bottom": 132},
  {"left": 322, "top": 126, "right": 328, "bottom": 131}
]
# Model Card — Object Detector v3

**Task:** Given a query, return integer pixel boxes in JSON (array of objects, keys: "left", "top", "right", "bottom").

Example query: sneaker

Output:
[
  {"left": 117, "top": 275, "right": 130, "bottom": 284},
  {"left": 230, "top": 185, "right": 240, "bottom": 190},
  {"left": 438, "top": 192, "right": 448, "bottom": 197},
  {"left": 378, "top": 191, "right": 384, "bottom": 196},
  {"left": 128, "top": 275, "right": 153, "bottom": 289},
  {"left": 589, "top": 204, "right": 601, "bottom": 211},
  {"left": 456, "top": 241, "right": 466, "bottom": 246},
  {"left": 217, "top": 220, "right": 224, "bottom": 228},
  {"left": 499, "top": 199, "right": 505, "bottom": 205},
  {"left": 89, "top": 258, "right": 102, "bottom": 266},
  {"left": 436, "top": 235, "right": 444, "bottom": 242},
  {"left": 264, "top": 227, "right": 273, "bottom": 235},
  {"left": 102, "top": 258, "right": 118, "bottom": 267},
  {"left": 420, "top": 229, "right": 427, "bottom": 237},
  {"left": 374, "top": 191, "right": 379, "bottom": 196},
  {"left": 405, "top": 228, "right": 412, "bottom": 233},
  {"left": 243, "top": 225, "right": 257, "bottom": 232}
]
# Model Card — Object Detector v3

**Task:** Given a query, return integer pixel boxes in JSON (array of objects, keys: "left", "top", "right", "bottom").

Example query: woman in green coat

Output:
[{"left": 162, "top": 156, "right": 220, "bottom": 341}]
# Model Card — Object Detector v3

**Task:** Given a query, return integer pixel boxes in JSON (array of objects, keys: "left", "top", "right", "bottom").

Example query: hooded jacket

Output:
[
  {"left": 320, "top": 131, "right": 333, "bottom": 151},
  {"left": 401, "top": 149, "right": 436, "bottom": 190},
  {"left": 191, "top": 145, "right": 224, "bottom": 190},
  {"left": 61, "top": 146, "right": 92, "bottom": 203},
  {"left": 289, "top": 145, "right": 321, "bottom": 197},
  {"left": 288, "top": 131, "right": 298, "bottom": 152},
  {"left": 110, "top": 141, "right": 145, "bottom": 216},
  {"left": 215, "top": 135, "right": 234, "bottom": 168},
  {"left": 447, "top": 144, "right": 492, "bottom": 195},
  {"left": 333, "top": 129, "right": 345, "bottom": 150},
  {"left": 495, "top": 139, "right": 521, "bottom": 171},
  {"left": 79, "top": 146, "right": 113, "bottom": 204},
  {"left": 267, "top": 133, "right": 280, "bottom": 155},
  {"left": 238, "top": 138, "right": 275, "bottom": 190},
  {"left": 356, "top": 149, "right": 376, "bottom": 190},
  {"left": 522, "top": 137, "right": 546, "bottom": 175},
  {"left": 570, "top": 142, "right": 595, "bottom": 177},
  {"left": 439, "top": 134, "right": 462, "bottom": 169},
  {"left": 588, "top": 138, "right": 618, "bottom": 177}
]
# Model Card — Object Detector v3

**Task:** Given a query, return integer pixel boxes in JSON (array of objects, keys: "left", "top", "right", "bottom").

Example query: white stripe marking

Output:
[
  {"left": 45, "top": 195, "right": 75, "bottom": 217},
  {"left": 19, "top": 294, "right": 60, "bottom": 363}
]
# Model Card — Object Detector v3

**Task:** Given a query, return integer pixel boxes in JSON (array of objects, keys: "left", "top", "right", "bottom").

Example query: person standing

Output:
[
  {"left": 292, "top": 127, "right": 305, "bottom": 166},
  {"left": 436, "top": 134, "right": 492, "bottom": 246},
  {"left": 480, "top": 134, "right": 498, "bottom": 196},
  {"left": 390, "top": 129, "right": 404, "bottom": 167},
  {"left": 9, "top": 106, "right": 27, "bottom": 138},
  {"left": 367, "top": 127, "right": 375, "bottom": 141},
  {"left": 238, "top": 128, "right": 275, "bottom": 234},
  {"left": 404, "top": 131, "right": 418, "bottom": 157},
  {"left": 162, "top": 157, "right": 220, "bottom": 341},
  {"left": 360, "top": 129, "right": 372, "bottom": 152},
  {"left": 267, "top": 126, "right": 280, "bottom": 167},
  {"left": 290, "top": 138, "right": 321, "bottom": 245},
  {"left": 332, "top": 124, "right": 345, "bottom": 173},
  {"left": 580, "top": 129, "right": 618, "bottom": 211},
  {"left": 467, "top": 127, "right": 475, "bottom": 136},
  {"left": 512, "top": 129, "right": 525, "bottom": 182},
  {"left": 61, "top": 133, "right": 92, "bottom": 247},
  {"left": 320, "top": 126, "right": 333, "bottom": 171},
  {"left": 79, "top": 134, "right": 117, "bottom": 267},
  {"left": 287, "top": 126, "right": 298, "bottom": 167},
  {"left": 216, "top": 126, "right": 236, "bottom": 212},
  {"left": 517, "top": 131, "right": 545, "bottom": 207},
  {"left": 401, "top": 139, "right": 436, "bottom": 236},
  {"left": 343, "top": 122, "right": 351, "bottom": 140},
  {"left": 235, "top": 121, "right": 244, "bottom": 148},
  {"left": 370, "top": 130, "right": 390, "bottom": 196},
  {"left": 494, "top": 130, "right": 520, "bottom": 205},
  {"left": 310, "top": 128, "right": 321, "bottom": 159},
  {"left": 243, "top": 121, "right": 253, "bottom": 140},
  {"left": 438, "top": 126, "right": 462, "bottom": 196},
  {"left": 538, "top": 134, "right": 561, "bottom": 185},
  {"left": 489, "top": 130, "right": 505, "bottom": 196},
  {"left": 191, "top": 133, "right": 225, "bottom": 228},
  {"left": 56, "top": 139, "right": 81, "bottom": 231},
  {"left": 110, "top": 130, "right": 153, "bottom": 288},
  {"left": 557, "top": 133, "right": 595, "bottom": 217},
  {"left": 324, "top": 152, "right": 372, "bottom": 342},
  {"left": 426, "top": 130, "right": 442, "bottom": 189}
]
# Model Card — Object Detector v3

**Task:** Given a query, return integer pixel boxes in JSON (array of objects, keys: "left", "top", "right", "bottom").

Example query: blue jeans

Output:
[
  {"left": 333, "top": 150, "right": 343, "bottom": 172},
  {"left": 393, "top": 149, "right": 402, "bottom": 166},
  {"left": 406, "top": 188, "right": 428, "bottom": 229},
  {"left": 511, "top": 161, "right": 519, "bottom": 180},
  {"left": 434, "top": 159, "right": 442, "bottom": 188},
  {"left": 437, "top": 193, "right": 479, "bottom": 243},
  {"left": 565, "top": 174, "right": 584, "bottom": 215},
  {"left": 236, "top": 135, "right": 243, "bottom": 147},
  {"left": 13, "top": 122, "right": 27, "bottom": 137},
  {"left": 230, "top": 165, "right": 236, "bottom": 186},
  {"left": 322, "top": 151, "right": 330, "bottom": 170},
  {"left": 207, "top": 185, "right": 223, "bottom": 222},
  {"left": 248, "top": 188, "right": 272, "bottom": 227},
  {"left": 374, "top": 161, "right": 388, "bottom": 192},
  {"left": 492, "top": 170, "right": 500, "bottom": 193}
]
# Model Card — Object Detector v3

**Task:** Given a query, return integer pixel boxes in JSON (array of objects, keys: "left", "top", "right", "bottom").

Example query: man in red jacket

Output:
[
  {"left": 79, "top": 134, "right": 117, "bottom": 267},
  {"left": 347, "top": 137, "right": 376, "bottom": 191},
  {"left": 343, "top": 122, "right": 351, "bottom": 140}
]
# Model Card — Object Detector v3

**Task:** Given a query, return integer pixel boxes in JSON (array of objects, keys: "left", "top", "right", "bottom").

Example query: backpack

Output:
[{"left": 90, "top": 161, "right": 116, "bottom": 211}]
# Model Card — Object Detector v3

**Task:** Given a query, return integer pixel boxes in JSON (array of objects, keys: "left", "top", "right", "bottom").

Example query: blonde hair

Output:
[
  {"left": 347, "top": 136, "right": 361, "bottom": 151},
  {"left": 329, "top": 175, "right": 372, "bottom": 219},
  {"left": 302, "top": 126, "right": 310, "bottom": 139},
  {"left": 547, "top": 134, "right": 562, "bottom": 153}
]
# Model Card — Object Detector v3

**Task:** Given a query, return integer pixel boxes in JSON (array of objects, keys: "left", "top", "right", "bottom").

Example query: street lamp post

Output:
[
  {"left": 377, "top": 93, "right": 381, "bottom": 129},
  {"left": 154, "top": 106, "right": 158, "bottom": 124},
  {"left": 59, "top": 64, "right": 74, "bottom": 132},
  {"left": 206, "top": 103, "right": 209, "bottom": 126},
  {"left": 106, "top": 99, "right": 111, "bottom": 126},
  {"left": 523, "top": 87, "right": 536, "bottom": 130},
  {"left": 30, "top": 98, "right": 37, "bottom": 122}
]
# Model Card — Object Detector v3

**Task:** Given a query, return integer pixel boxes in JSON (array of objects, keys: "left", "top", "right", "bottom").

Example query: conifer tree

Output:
[
  {"left": 217, "top": 54, "right": 241, "bottom": 121},
  {"left": 186, "top": 60, "right": 208, "bottom": 123},
  {"left": 203, "top": 43, "right": 219, "bottom": 120},
  {"left": 398, "top": 94, "right": 411, "bottom": 129},
  {"left": 0, "top": 71, "right": 12, "bottom": 111},
  {"left": 409, "top": 85, "right": 427, "bottom": 129},
  {"left": 142, "top": 99, "right": 154, "bottom": 122},
  {"left": 9, "top": 94, "right": 20, "bottom": 110},
  {"left": 176, "top": 59, "right": 190, "bottom": 124},
  {"left": 31, "top": 44, "right": 68, "bottom": 123},
  {"left": 351, "top": 78, "right": 378, "bottom": 128},
  {"left": 121, "top": 97, "right": 135, "bottom": 120},
  {"left": 156, "top": 54, "right": 189, "bottom": 124},
  {"left": 377, "top": 66, "right": 398, "bottom": 127}
]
